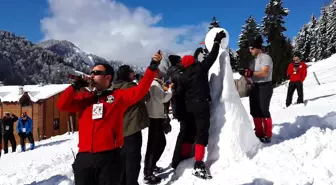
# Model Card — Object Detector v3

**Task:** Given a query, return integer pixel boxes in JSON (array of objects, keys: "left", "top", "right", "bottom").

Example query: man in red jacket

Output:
[
  {"left": 57, "top": 51, "right": 162, "bottom": 185},
  {"left": 286, "top": 51, "right": 307, "bottom": 107}
]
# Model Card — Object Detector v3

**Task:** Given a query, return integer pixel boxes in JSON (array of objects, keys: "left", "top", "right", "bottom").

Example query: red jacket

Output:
[
  {"left": 287, "top": 61, "right": 307, "bottom": 82},
  {"left": 57, "top": 68, "right": 157, "bottom": 153}
]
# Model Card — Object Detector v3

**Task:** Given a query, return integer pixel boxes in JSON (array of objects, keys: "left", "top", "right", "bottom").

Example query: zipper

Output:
[
  {"left": 91, "top": 120, "right": 95, "bottom": 152},
  {"left": 91, "top": 96, "right": 99, "bottom": 152},
  {"left": 112, "top": 128, "right": 117, "bottom": 147}
]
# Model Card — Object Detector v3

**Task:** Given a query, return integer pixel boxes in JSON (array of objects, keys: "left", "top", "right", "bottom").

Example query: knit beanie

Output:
[
  {"left": 249, "top": 35, "right": 263, "bottom": 49},
  {"left": 168, "top": 55, "right": 181, "bottom": 66}
]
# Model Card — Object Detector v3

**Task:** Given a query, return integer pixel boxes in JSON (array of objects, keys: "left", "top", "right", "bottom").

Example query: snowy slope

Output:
[{"left": 1, "top": 54, "right": 336, "bottom": 185}]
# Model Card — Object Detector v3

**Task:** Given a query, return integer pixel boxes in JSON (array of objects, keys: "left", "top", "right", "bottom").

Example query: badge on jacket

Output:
[
  {"left": 92, "top": 103, "right": 103, "bottom": 119},
  {"left": 106, "top": 95, "right": 115, "bottom": 103}
]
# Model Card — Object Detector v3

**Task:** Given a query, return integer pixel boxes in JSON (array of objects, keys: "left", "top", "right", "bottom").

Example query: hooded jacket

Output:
[
  {"left": 146, "top": 78, "right": 172, "bottom": 119},
  {"left": 113, "top": 80, "right": 150, "bottom": 137},
  {"left": 166, "top": 65, "right": 186, "bottom": 120},
  {"left": 179, "top": 42, "right": 220, "bottom": 103}
]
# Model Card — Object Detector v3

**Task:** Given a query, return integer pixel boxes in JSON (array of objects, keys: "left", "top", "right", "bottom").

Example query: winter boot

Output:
[
  {"left": 171, "top": 143, "right": 193, "bottom": 169},
  {"left": 153, "top": 166, "right": 164, "bottom": 174},
  {"left": 21, "top": 146, "right": 26, "bottom": 152},
  {"left": 263, "top": 118, "right": 273, "bottom": 143},
  {"left": 192, "top": 161, "right": 212, "bottom": 179},
  {"left": 143, "top": 174, "right": 162, "bottom": 184},
  {"left": 194, "top": 144, "right": 205, "bottom": 162},
  {"left": 30, "top": 143, "right": 35, "bottom": 150},
  {"left": 253, "top": 118, "right": 265, "bottom": 138}
]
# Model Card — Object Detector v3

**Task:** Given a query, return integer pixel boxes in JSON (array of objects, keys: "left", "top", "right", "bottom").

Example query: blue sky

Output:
[{"left": 0, "top": 0, "right": 331, "bottom": 64}]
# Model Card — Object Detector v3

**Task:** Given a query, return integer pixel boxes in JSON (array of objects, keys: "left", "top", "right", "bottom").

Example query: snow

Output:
[
  {"left": 167, "top": 27, "right": 261, "bottom": 184},
  {"left": 1, "top": 57, "right": 336, "bottom": 184},
  {"left": 0, "top": 84, "right": 70, "bottom": 102}
]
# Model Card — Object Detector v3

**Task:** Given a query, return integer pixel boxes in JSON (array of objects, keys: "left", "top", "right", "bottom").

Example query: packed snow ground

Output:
[{"left": 1, "top": 54, "right": 336, "bottom": 185}]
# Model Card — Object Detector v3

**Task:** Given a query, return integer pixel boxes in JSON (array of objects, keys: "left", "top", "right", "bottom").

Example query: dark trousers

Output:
[
  {"left": 249, "top": 82, "right": 273, "bottom": 118},
  {"left": 286, "top": 81, "right": 304, "bottom": 106},
  {"left": 120, "top": 131, "right": 142, "bottom": 185},
  {"left": 19, "top": 132, "right": 34, "bottom": 150},
  {"left": 185, "top": 102, "right": 211, "bottom": 146},
  {"left": 144, "top": 118, "right": 166, "bottom": 176},
  {"left": 3, "top": 133, "right": 16, "bottom": 153},
  {"left": 171, "top": 116, "right": 196, "bottom": 167},
  {"left": 172, "top": 102, "right": 210, "bottom": 166},
  {"left": 171, "top": 96, "right": 177, "bottom": 117},
  {"left": 164, "top": 102, "right": 170, "bottom": 114},
  {"left": 72, "top": 149, "right": 122, "bottom": 185}
]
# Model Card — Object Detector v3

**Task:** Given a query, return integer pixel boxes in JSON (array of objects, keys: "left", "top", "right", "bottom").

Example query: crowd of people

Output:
[
  {"left": 0, "top": 29, "right": 308, "bottom": 185},
  {"left": 0, "top": 112, "right": 35, "bottom": 157}
]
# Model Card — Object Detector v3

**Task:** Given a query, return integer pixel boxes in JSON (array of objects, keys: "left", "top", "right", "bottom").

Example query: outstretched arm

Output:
[
  {"left": 202, "top": 30, "right": 226, "bottom": 71},
  {"left": 202, "top": 42, "right": 220, "bottom": 71},
  {"left": 57, "top": 86, "right": 93, "bottom": 113},
  {"left": 120, "top": 52, "right": 162, "bottom": 106},
  {"left": 11, "top": 114, "right": 18, "bottom": 122}
]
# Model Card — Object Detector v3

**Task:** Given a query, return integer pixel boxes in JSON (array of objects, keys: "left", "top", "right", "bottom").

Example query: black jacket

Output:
[
  {"left": 167, "top": 65, "right": 186, "bottom": 120},
  {"left": 179, "top": 43, "right": 220, "bottom": 104},
  {"left": 1, "top": 114, "right": 18, "bottom": 135}
]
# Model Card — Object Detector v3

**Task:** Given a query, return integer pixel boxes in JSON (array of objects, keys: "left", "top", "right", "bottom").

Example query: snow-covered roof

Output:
[{"left": 0, "top": 84, "right": 70, "bottom": 103}]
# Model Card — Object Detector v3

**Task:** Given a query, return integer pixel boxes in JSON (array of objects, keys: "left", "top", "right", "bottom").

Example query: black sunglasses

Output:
[{"left": 90, "top": 70, "right": 107, "bottom": 76}]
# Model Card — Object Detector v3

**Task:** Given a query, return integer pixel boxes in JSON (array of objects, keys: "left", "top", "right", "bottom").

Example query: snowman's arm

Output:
[{"left": 202, "top": 42, "right": 220, "bottom": 71}]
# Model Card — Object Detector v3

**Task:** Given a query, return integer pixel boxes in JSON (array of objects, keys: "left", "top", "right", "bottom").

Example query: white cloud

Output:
[{"left": 40, "top": 0, "right": 208, "bottom": 66}]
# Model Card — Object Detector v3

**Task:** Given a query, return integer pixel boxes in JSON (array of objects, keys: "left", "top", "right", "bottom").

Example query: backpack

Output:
[{"left": 234, "top": 76, "right": 252, "bottom": 98}]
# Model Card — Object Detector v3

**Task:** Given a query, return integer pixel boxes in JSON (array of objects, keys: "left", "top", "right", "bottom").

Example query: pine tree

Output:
[
  {"left": 326, "top": 0, "right": 336, "bottom": 56},
  {"left": 293, "top": 19, "right": 316, "bottom": 62},
  {"left": 208, "top": 16, "right": 220, "bottom": 30},
  {"left": 237, "top": 15, "right": 261, "bottom": 69},
  {"left": 293, "top": 26, "right": 306, "bottom": 57},
  {"left": 308, "top": 14, "right": 318, "bottom": 62},
  {"left": 316, "top": 6, "right": 330, "bottom": 60},
  {"left": 228, "top": 47, "right": 239, "bottom": 72},
  {"left": 261, "top": 0, "right": 292, "bottom": 84}
]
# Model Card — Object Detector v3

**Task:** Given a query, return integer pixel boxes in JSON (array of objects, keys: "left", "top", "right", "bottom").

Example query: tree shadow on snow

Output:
[
  {"left": 206, "top": 51, "right": 227, "bottom": 168},
  {"left": 241, "top": 178, "right": 273, "bottom": 185},
  {"left": 35, "top": 139, "right": 71, "bottom": 149},
  {"left": 26, "top": 175, "right": 72, "bottom": 185},
  {"left": 268, "top": 111, "right": 336, "bottom": 146},
  {"left": 303, "top": 93, "right": 336, "bottom": 106},
  {"left": 305, "top": 93, "right": 336, "bottom": 102}
]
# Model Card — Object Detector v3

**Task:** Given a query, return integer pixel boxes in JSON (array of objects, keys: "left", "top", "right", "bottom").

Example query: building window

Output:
[{"left": 53, "top": 118, "right": 60, "bottom": 130}]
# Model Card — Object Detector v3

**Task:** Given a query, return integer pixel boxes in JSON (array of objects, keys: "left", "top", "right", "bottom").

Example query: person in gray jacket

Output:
[{"left": 144, "top": 70, "right": 173, "bottom": 184}]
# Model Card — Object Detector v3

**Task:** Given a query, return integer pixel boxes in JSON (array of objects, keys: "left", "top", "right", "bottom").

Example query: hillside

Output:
[
  {"left": 0, "top": 31, "right": 145, "bottom": 85},
  {"left": 38, "top": 40, "right": 146, "bottom": 74},
  {"left": 0, "top": 31, "right": 91, "bottom": 85}
]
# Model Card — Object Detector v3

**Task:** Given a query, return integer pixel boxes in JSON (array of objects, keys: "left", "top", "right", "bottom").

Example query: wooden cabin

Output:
[{"left": 0, "top": 84, "right": 78, "bottom": 147}]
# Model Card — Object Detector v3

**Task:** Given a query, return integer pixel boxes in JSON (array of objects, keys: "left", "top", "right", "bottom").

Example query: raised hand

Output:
[
  {"left": 152, "top": 50, "right": 163, "bottom": 62},
  {"left": 214, "top": 30, "right": 226, "bottom": 42}
]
